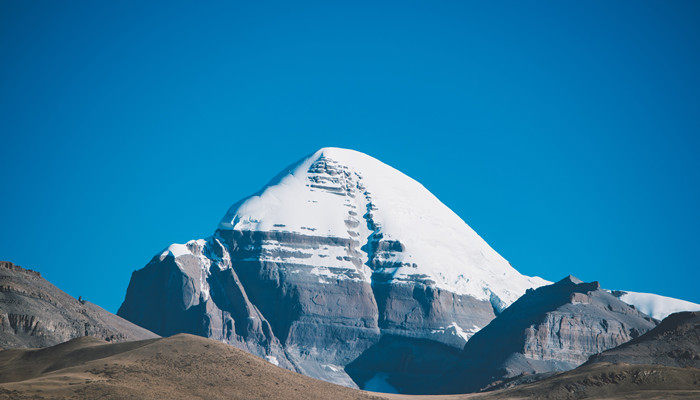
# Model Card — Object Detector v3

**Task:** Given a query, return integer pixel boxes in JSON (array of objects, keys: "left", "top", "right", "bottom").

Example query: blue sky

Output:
[{"left": 1, "top": 1, "right": 699, "bottom": 312}]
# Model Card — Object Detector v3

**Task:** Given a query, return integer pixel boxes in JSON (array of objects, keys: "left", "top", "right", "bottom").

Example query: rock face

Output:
[
  {"left": 444, "top": 276, "right": 658, "bottom": 393},
  {"left": 472, "top": 311, "right": 700, "bottom": 399},
  {"left": 0, "top": 261, "right": 158, "bottom": 350},
  {"left": 587, "top": 311, "right": 700, "bottom": 368},
  {"left": 118, "top": 147, "right": 548, "bottom": 387}
]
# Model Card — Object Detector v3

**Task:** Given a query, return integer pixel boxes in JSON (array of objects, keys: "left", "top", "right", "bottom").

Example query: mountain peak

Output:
[
  {"left": 216, "top": 148, "right": 547, "bottom": 304},
  {"left": 120, "top": 148, "right": 549, "bottom": 388},
  {"left": 558, "top": 275, "right": 584, "bottom": 285},
  {"left": 315, "top": 146, "right": 367, "bottom": 158}
]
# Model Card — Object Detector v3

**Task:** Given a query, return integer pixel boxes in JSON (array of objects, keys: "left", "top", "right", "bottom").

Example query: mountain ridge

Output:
[
  {"left": 442, "top": 275, "right": 657, "bottom": 394},
  {"left": 0, "top": 261, "right": 158, "bottom": 350},
  {"left": 586, "top": 311, "right": 700, "bottom": 368}
]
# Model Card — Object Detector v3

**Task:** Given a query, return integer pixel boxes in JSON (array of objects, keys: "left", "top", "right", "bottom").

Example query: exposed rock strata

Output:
[
  {"left": 587, "top": 311, "right": 700, "bottom": 368},
  {"left": 444, "top": 276, "right": 658, "bottom": 393},
  {"left": 0, "top": 261, "right": 157, "bottom": 350},
  {"left": 474, "top": 311, "right": 700, "bottom": 399}
]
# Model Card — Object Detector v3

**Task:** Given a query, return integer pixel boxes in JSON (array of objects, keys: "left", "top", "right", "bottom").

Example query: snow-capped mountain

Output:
[
  {"left": 118, "top": 147, "right": 547, "bottom": 387},
  {"left": 117, "top": 147, "right": 698, "bottom": 390},
  {"left": 609, "top": 290, "right": 700, "bottom": 320},
  {"left": 218, "top": 147, "right": 547, "bottom": 306}
]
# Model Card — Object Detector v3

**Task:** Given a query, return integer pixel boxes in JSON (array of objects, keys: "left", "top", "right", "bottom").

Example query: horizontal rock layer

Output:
[
  {"left": 0, "top": 261, "right": 158, "bottom": 350},
  {"left": 118, "top": 229, "right": 498, "bottom": 387},
  {"left": 443, "top": 276, "right": 658, "bottom": 393},
  {"left": 587, "top": 310, "right": 700, "bottom": 368}
]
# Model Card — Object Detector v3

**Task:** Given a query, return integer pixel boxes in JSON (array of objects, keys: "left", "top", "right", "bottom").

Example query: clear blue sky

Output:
[{"left": 1, "top": 1, "right": 699, "bottom": 313}]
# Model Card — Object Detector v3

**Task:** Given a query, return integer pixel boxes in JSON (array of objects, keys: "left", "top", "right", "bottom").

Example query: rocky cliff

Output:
[
  {"left": 0, "top": 261, "right": 158, "bottom": 349},
  {"left": 587, "top": 310, "right": 700, "bottom": 368},
  {"left": 444, "top": 276, "right": 658, "bottom": 393},
  {"left": 472, "top": 311, "right": 700, "bottom": 399}
]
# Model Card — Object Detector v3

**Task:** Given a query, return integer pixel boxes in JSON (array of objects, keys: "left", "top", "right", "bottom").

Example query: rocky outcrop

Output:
[
  {"left": 587, "top": 311, "right": 700, "bottom": 368},
  {"left": 118, "top": 232, "right": 382, "bottom": 386},
  {"left": 443, "top": 276, "right": 658, "bottom": 393},
  {"left": 0, "top": 261, "right": 158, "bottom": 350},
  {"left": 471, "top": 311, "right": 700, "bottom": 399}
]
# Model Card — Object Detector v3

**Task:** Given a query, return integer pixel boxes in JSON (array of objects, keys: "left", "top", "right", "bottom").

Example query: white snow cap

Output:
[
  {"left": 614, "top": 291, "right": 700, "bottom": 320},
  {"left": 218, "top": 147, "right": 547, "bottom": 305}
]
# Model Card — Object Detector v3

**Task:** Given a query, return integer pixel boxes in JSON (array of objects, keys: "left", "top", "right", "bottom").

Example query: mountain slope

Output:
[
  {"left": 472, "top": 362, "right": 700, "bottom": 400},
  {"left": 0, "top": 334, "right": 383, "bottom": 400},
  {"left": 0, "top": 261, "right": 157, "bottom": 349},
  {"left": 118, "top": 147, "right": 547, "bottom": 387},
  {"left": 444, "top": 276, "right": 658, "bottom": 393},
  {"left": 587, "top": 311, "right": 700, "bottom": 368},
  {"left": 471, "top": 311, "right": 700, "bottom": 399},
  {"left": 1, "top": 329, "right": 696, "bottom": 400}
]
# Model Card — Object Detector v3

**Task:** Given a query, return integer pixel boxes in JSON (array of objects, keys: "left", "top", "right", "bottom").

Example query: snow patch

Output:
[
  {"left": 612, "top": 290, "right": 700, "bottom": 320},
  {"left": 323, "top": 364, "right": 342, "bottom": 372},
  {"left": 430, "top": 322, "right": 481, "bottom": 347},
  {"left": 265, "top": 356, "right": 279, "bottom": 366},
  {"left": 163, "top": 243, "right": 191, "bottom": 258}
]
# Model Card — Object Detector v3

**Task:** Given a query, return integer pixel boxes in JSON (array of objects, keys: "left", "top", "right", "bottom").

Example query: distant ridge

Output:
[
  {"left": 587, "top": 311, "right": 700, "bottom": 368},
  {"left": 470, "top": 311, "right": 700, "bottom": 399},
  {"left": 444, "top": 276, "right": 657, "bottom": 394},
  {"left": 0, "top": 261, "right": 157, "bottom": 349}
]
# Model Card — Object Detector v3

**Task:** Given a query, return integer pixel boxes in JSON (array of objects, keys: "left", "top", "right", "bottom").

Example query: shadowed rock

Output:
[
  {"left": 471, "top": 311, "right": 700, "bottom": 399},
  {"left": 587, "top": 310, "right": 700, "bottom": 368},
  {"left": 443, "top": 276, "right": 658, "bottom": 393}
]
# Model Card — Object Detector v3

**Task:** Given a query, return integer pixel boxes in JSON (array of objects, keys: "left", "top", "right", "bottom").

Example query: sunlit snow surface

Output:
[
  {"left": 430, "top": 322, "right": 482, "bottom": 347},
  {"left": 613, "top": 290, "right": 700, "bottom": 320},
  {"left": 163, "top": 243, "right": 190, "bottom": 258},
  {"left": 217, "top": 147, "right": 548, "bottom": 305}
]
